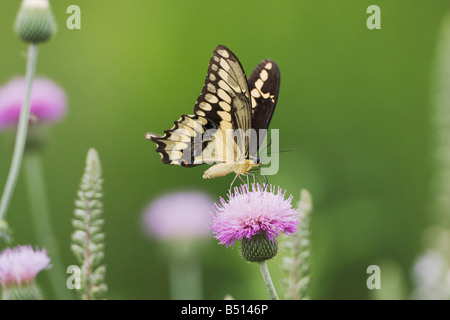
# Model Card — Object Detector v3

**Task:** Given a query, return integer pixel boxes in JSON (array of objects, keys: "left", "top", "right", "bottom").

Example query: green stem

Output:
[
  {"left": 23, "top": 152, "right": 72, "bottom": 300},
  {"left": 167, "top": 241, "right": 203, "bottom": 300},
  {"left": 169, "top": 253, "right": 203, "bottom": 300},
  {"left": 258, "top": 260, "right": 279, "bottom": 300},
  {"left": 0, "top": 44, "right": 38, "bottom": 220}
]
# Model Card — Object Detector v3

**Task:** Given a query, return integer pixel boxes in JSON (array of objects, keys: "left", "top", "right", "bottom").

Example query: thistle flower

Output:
[
  {"left": 211, "top": 184, "right": 299, "bottom": 300},
  {"left": 0, "top": 245, "right": 50, "bottom": 300},
  {"left": 211, "top": 184, "right": 299, "bottom": 262},
  {"left": 0, "top": 245, "right": 50, "bottom": 287},
  {"left": 143, "top": 191, "right": 213, "bottom": 241},
  {"left": 0, "top": 77, "right": 67, "bottom": 132},
  {"left": 143, "top": 191, "right": 213, "bottom": 300}
]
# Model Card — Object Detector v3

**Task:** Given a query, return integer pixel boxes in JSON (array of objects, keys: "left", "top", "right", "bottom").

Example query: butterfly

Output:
[{"left": 145, "top": 45, "right": 280, "bottom": 183}]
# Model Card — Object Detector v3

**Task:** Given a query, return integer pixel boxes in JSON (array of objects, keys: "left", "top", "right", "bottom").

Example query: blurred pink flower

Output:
[
  {"left": 0, "top": 77, "right": 67, "bottom": 131},
  {"left": 143, "top": 191, "right": 214, "bottom": 241},
  {"left": 211, "top": 184, "right": 300, "bottom": 247},
  {"left": 0, "top": 245, "right": 51, "bottom": 287}
]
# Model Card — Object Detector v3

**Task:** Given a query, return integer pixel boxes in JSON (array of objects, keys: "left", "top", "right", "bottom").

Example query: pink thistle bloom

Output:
[
  {"left": 143, "top": 191, "right": 214, "bottom": 241},
  {"left": 0, "top": 77, "right": 67, "bottom": 131},
  {"left": 211, "top": 184, "right": 300, "bottom": 247},
  {"left": 0, "top": 245, "right": 51, "bottom": 287}
]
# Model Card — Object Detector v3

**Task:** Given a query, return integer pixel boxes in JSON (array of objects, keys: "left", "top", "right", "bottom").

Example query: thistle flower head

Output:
[
  {"left": 15, "top": 0, "right": 56, "bottom": 43},
  {"left": 0, "top": 77, "right": 67, "bottom": 131},
  {"left": 143, "top": 191, "right": 213, "bottom": 241},
  {"left": 0, "top": 245, "right": 50, "bottom": 287},
  {"left": 211, "top": 184, "right": 300, "bottom": 248}
]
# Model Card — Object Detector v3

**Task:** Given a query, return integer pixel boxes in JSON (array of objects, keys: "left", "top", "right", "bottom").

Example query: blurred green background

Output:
[{"left": 0, "top": 0, "right": 448, "bottom": 299}]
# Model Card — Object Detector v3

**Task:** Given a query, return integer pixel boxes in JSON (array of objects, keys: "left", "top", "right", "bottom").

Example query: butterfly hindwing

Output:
[
  {"left": 248, "top": 59, "right": 280, "bottom": 154},
  {"left": 146, "top": 114, "right": 212, "bottom": 167}
]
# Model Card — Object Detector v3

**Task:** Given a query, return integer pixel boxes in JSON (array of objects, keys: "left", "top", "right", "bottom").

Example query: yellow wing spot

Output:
[
  {"left": 220, "top": 120, "right": 233, "bottom": 130},
  {"left": 251, "top": 88, "right": 261, "bottom": 98},
  {"left": 219, "top": 58, "right": 231, "bottom": 72},
  {"left": 218, "top": 69, "right": 230, "bottom": 82},
  {"left": 185, "top": 117, "right": 202, "bottom": 129},
  {"left": 197, "top": 116, "right": 208, "bottom": 125},
  {"left": 254, "top": 79, "right": 271, "bottom": 99},
  {"left": 218, "top": 70, "right": 240, "bottom": 93},
  {"left": 199, "top": 101, "right": 212, "bottom": 111},
  {"left": 217, "top": 88, "right": 232, "bottom": 104},
  {"left": 260, "top": 69, "right": 268, "bottom": 81},
  {"left": 169, "top": 150, "right": 183, "bottom": 160},
  {"left": 219, "top": 101, "right": 231, "bottom": 111},
  {"left": 255, "top": 79, "right": 264, "bottom": 90},
  {"left": 169, "top": 142, "right": 188, "bottom": 150},
  {"left": 207, "top": 83, "right": 216, "bottom": 93},
  {"left": 251, "top": 96, "right": 257, "bottom": 109},
  {"left": 217, "top": 111, "right": 232, "bottom": 122},
  {"left": 170, "top": 132, "right": 191, "bottom": 142},
  {"left": 205, "top": 93, "right": 219, "bottom": 104},
  {"left": 217, "top": 49, "right": 230, "bottom": 58},
  {"left": 177, "top": 123, "right": 196, "bottom": 137},
  {"left": 265, "top": 62, "right": 273, "bottom": 70}
]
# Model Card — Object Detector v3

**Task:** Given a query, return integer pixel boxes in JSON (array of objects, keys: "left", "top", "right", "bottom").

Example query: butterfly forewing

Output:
[
  {"left": 148, "top": 45, "right": 253, "bottom": 166},
  {"left": 194, "top": 45, "right": 252, "bottom": 162}
]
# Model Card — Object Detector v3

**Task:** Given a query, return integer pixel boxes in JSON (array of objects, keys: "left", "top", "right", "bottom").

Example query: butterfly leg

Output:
[
  {"left": 262, "top": 174, "right": 269, "bottom": 190},
  {"left": 251, "top": 172, "right": 268, "bottom": 189},
  {"left": 237, "top": 174, "right": 247, "bottom": 185},
  {"left": 230, "top": 173, "right": 239, "bottom": 190},
  {"left": 249, "top": 173, "right": 257, "bottom": 186}
]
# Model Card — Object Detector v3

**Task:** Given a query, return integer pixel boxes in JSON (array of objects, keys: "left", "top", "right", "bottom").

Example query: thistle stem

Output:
[
  {"left": 168, "top": 244, "right": 203, "bottom": 300},
  {"left": 258, "top": 260, "right": 279, "bottom": 300},
  {"left": 0, "top": 44, "right": 38, "bottom": 220},
  {"left": 23, "top": 151, "right": 72, "bottom": 300}
]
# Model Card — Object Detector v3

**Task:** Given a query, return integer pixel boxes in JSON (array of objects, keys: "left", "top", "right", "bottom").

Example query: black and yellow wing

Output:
[
  {"left": 146, "top": 45, "right": 280, "bottom": 170},
  {"left": 249, "top": 59, "right": 280, "bottom": 149}
]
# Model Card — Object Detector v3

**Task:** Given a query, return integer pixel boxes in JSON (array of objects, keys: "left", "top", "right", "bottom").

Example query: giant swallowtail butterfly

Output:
[{"left": 145, "top": 45, "right": 280, "bottom": 181}]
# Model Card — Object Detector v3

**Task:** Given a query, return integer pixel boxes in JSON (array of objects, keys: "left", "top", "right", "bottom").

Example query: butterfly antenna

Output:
[
  {"left": 263, "top": 145, "right": 300, "bottom": 155},
  {"left": 256, "top": 142, "right": 299, "bottom": 168},
  {"left": 257, "top": 137, "right": 273, "bottom": 158},
  {"left": 277, "top": 145, "right": 299, "bottom": 153}
]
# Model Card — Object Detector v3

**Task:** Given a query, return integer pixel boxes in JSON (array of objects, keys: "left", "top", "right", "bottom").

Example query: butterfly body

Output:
[
  {"left": 146, "top": 45, "right": 280, "bottom": 180},
  {"left": 202, "top": 160, "right": 258, "bottom": 179}
]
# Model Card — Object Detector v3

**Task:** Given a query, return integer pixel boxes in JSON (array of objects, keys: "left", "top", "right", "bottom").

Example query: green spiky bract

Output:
[
  {"left": 2, "top": 283, "right": 42, "bottom": 300},
  {"left": 240, "top": 232, "right": 278, "bottom": 263}
]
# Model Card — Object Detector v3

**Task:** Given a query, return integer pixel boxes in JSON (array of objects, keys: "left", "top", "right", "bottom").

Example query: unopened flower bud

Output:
[{"left": 14, "top": 0, "right": 56, "bottom": 43}]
